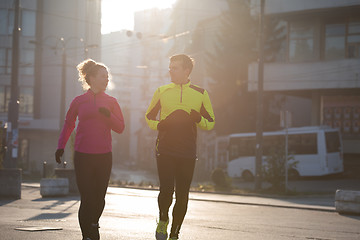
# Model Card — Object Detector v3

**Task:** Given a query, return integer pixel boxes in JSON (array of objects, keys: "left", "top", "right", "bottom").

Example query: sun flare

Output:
[{"left": 101, "top": 0, "right": 176, "bottom": 34}]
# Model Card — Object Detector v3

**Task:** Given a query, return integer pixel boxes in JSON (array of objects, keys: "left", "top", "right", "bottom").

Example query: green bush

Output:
[
  {"left": 262, "top": 144, "right": 297, "bottom": 191},
  {"left": 211, "top": 168, "right": 231, "bottom": 190}
]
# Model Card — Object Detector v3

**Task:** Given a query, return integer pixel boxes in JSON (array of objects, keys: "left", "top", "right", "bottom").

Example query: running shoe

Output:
[{"left": 155, "top": 219, "right": 169, "bottom": 240}]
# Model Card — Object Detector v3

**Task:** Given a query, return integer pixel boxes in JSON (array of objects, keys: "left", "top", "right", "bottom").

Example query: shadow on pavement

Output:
[
  {"left": 0, "top": 199, "right": 16, "bottom": 206},
  {"left": 25, "top": 212, "right": 72, "bottom": 221}
]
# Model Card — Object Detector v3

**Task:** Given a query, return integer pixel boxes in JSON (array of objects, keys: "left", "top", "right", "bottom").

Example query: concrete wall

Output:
[
  {"left": 248, "top": 59, "right": 360, "bottom": 91},
  {"left": 0, "top": 169, "right": 22, "bottom": 199}
]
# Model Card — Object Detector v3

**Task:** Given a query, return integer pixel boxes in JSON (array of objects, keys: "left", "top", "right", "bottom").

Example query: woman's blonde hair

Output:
[{"left": 76, "top": 59, "right": 110, "bottom": 90}]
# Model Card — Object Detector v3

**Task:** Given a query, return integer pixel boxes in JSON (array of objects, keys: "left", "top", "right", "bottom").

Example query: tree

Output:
[
  {"left": 205, "top": 0, "right": 258, "bottom": 135},
  {"left": 204, "top": 0, "right": 286, "bottom": 135},
  {"left": 262, "top": 144, "right": 297, "bottom": 191}
]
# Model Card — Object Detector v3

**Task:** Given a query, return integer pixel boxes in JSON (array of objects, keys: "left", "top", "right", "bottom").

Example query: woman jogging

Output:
[{"left": 55, "top": 59, "right": 125, "bottom": 240}]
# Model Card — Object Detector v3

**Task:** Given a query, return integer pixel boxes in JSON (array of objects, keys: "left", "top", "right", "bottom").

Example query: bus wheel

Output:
[
  {"left": 288, "top": 169, "right": 300, "bottom": 180},
  {"left": 242, "top": 170, "right": 254, "bottom": 182}
]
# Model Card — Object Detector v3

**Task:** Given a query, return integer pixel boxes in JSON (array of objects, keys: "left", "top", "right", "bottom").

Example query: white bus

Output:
[{"left": 227, "top": 126, "right": 343, "bottom": 181}]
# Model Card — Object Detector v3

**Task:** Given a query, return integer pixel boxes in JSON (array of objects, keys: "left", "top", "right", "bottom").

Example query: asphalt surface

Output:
[{"left": 0, "top": 178, "right": 359, "bottom": 239}]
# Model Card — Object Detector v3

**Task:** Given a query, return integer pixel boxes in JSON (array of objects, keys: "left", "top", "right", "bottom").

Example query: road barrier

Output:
[
  {"left": 40, "top": 178, "right": 69, "bottom": 197},
  {"left": 335, "top": 189, "right": 360, "bottom": 215}
]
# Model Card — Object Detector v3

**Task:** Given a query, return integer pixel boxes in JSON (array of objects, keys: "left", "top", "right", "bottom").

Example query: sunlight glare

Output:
[{"left": 102, "top": 0, "right": 176, "bottom": 34}]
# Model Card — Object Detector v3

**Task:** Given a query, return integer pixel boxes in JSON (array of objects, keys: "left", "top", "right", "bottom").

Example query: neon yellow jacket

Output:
[{"left": 145, "top": 81, "right": 215, "bottom": 158}]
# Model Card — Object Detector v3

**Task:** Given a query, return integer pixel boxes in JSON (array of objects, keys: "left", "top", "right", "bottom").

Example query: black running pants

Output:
[
  {"left": 74, "top": 151, "right": 112, "bottom": 239},
  {"left": 156, "top": 154, "right": 196, "bottom": 236}
]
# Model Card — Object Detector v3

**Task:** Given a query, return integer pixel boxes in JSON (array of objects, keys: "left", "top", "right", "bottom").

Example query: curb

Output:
[{"left": 21, "top": 183, "right": 335, "bottom": 213}]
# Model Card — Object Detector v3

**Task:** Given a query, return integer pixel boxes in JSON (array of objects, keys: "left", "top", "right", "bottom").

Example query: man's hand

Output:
[
  {"left": 99, "top": 107, "right": 111, "bottom": 118},
  {"left": 190, "top": 109, "right": 201, "bottom": 123},
  {"left": 55, "top": 149, "right": 64, "bottom": 164}
]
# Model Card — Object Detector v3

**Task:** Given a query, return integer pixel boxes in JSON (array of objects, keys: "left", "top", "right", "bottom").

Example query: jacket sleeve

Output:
[
  {"left": 145, "top": 88, "right": 161, "bottom": 130},
  {"left": 197, "top": 90, "right": 215, "bottom": 130},
  {"left": 57, "top": 98, "right": 78, "bottom": 149},
  {"left": 109, "top": 99, "right": 125, "bottom": 134}
]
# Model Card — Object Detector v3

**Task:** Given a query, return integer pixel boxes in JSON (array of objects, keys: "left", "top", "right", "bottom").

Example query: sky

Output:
[{"left": 101, "top": 0, "right": 177, "bottom": 34}]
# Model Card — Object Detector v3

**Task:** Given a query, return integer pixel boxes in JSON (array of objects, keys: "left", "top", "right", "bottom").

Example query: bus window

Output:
[
  {"left": 325, "top": 132, "right": 341, "bottom": 153},
  {"left": 289, "top": 133, "right": 317, "bottom": 155},
  {"left": 229, "top": 143, "right": 239, "bottom": 161},
  {"left": 229, "top": 136, "right": 256, "bottom": 160},
  {"left": 263, "top": 135, "right": 284, "bottom": 156}
]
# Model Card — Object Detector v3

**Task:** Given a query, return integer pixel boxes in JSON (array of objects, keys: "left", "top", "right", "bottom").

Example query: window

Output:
[
  {"left": 325, "top": 132, "right": 340, "bottom": 153},
  {"left": 21, "top": 10, "right": 36, "bottom": 37},
  {"left": 19, "top": 87, "right": 33, "bottom": 115},
  {"left": 325, "top": 23, "right": 346, "bottom": 60},
  {"left": 0, "top": 9, "right": 7, "bottom": 34},
  {"left": 288, "top": 133, "right": 317, "bottom": 155},
  {"left": 347, "top": 20, "right": 360, "bottom": 58},
  {"left": 229, "top": 136, "right": 256, "bottom": 160},
  {"left": 0, "top": 48, "right": 5, "bottom": 74},
  {"left": 0, "top": 85, "right": 33, "bottom": 115},
  {"left": 0, "top": 9, "right": 14, "bottom": 35},
  {"left": 20, "top": 49, "right": 34, "bottom": 75},
  {"left": 7, "top": 10, "right": 14, "bottom": 35},
  {"left": 0, "top": 86, "right": 5, "bottom": 112},
  {"left": 263, "top": 135, "right": 285, "bottom": 156},
  {"left": 6, "top": 48, "right": 11, "bottom": 74},
  {"left": 289, "top": 22, "right": 315, "bottom": 62},
  {"left": 1, "top": 86, "right": 11, "bottom": 113}
]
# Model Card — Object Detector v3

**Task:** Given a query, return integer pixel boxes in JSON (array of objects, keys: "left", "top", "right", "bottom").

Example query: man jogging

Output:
[{"left": 145, "top": 54, "right": 215, "bottom": 240}]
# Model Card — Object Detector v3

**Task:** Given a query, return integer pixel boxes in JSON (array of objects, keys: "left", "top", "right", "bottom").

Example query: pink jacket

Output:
[{"left": 57, "top": 90, "right": 125, "bottom": 154}]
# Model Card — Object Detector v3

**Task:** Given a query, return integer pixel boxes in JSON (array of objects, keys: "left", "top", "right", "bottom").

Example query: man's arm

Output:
[
  {"left": 197, "top": 90, "right": 215, "bottom": 130},
  {"left": 145, "top": 88, "right": 161, "bottom": 130}
]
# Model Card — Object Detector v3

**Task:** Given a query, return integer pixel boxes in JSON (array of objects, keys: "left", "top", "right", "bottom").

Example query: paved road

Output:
[{"left": 0, "top": 183, "right": 359, "bottom": 239}]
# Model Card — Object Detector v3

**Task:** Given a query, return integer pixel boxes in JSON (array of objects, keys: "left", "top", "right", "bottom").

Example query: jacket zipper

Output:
[{"left": 180, "top": 84, "right": 183, "bottom": 103}]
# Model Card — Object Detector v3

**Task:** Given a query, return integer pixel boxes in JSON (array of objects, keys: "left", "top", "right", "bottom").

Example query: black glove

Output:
[
  {"left": 190, "top": 109, "right": 201, "bottom": 123},
  {"left": 157, "top": 120, "right": 170, "bottom": 131},
  {"left": 99, "top": 107, "right": 111, "bottom": 118},
  {"left": 55, "top": 149, "right": 64, "bottom": 164}
]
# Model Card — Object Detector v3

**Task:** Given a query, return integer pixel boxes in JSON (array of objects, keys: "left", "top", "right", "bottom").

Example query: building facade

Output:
[
  {"left": 248, "top": 0, "right": 360, "bottom": 173},
  {"left": 0, "top": 0, "right": 101, "bottom": 176}
]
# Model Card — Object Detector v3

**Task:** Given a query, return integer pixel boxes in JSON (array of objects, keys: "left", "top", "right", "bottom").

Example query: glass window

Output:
[
  {"left": 4, "top": 86, "right": 10, "bottom": 113},
  {"left": 21, "top": 10, "right": 36, "bottom": 37},
  {"left": 289, "top": 22, "right": 315, "bottom": 62},
  {"left": 8, "top": 10, "right": 14, "bottom": 35},
  {"left": 0, "top": 48, "right": 5, "bottom": 74},
  {"left": 0, "top": 9, "right": 7, "bottom": 35},
  {"left": 0, "top": 86, "right": 5, "bottom": 112},
  {"left": 6, "top": 49, "right": 12, "bottom": 75},
  {"left": 347, "top": 20, "right": 360, "bottom": 59},
  {"left": 263, "top": 135, "right": 285, "bottom": 156},
  {"left": 229, "top": 136, "right": 256, "bottom": 160},
  {"left": 325, "top": 131, "right": 341, "bottom": 153},
  {"left": 20, "top": 49, "right": 34, "bottom": 75},
  {"left": 288, "top": 133, "right": 317, "bottom": 155},
  {"left": 19, "top": 87, "right": 33, "bottom": 115},
  {"left": 325, "top": 24, "right": 346, "bottom": 60},
  {"left": 348, "top": 21, "right": 360, "bottom": 34}
]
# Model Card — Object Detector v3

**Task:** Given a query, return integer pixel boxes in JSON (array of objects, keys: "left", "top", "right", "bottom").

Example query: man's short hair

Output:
[{"left": 170, "top": 54, "right": 194, "bottom": 73}]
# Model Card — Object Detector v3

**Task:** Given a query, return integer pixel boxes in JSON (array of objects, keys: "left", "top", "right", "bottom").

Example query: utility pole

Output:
[
  {"left": 59, "top": 44, "right": 66, "bottom": 131},
  {"left": 5, "top": 0, "right": 20, "bottom": 168},
  {"left": 255, "top": 0, "right": 265, "bottom": 190}
]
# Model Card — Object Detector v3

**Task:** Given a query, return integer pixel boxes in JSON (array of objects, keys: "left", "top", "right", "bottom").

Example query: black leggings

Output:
[
  {"left": 74, "top": 151, "right": 112, "bottom": 239},
  {"left": 156, "top": 154, "right": 196, "bottom": 237}
]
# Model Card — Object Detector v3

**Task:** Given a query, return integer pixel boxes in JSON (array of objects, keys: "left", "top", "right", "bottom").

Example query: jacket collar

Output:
[
  {"left": 170, "top": 80, "right": 191, "bottom": 88},
  {"left": 86, "top": 89, "right": 106, "bottom": 97}
]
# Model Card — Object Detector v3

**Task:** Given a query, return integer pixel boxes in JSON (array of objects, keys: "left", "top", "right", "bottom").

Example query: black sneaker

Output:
[{"left": 89, "top": 223, "right": 100, "bottom": 240}]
